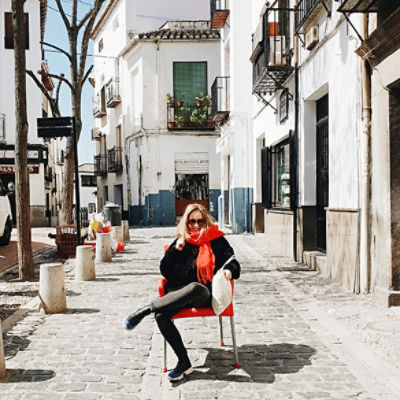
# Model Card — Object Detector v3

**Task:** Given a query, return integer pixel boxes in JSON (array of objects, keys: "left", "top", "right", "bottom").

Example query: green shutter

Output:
[{"left": 173, "top": 62, "right": 207, "bottom": 106}]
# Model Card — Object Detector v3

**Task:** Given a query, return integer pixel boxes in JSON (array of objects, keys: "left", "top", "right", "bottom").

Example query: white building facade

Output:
[
  {"left": 91, "top": 0, "right": 221, "bottom": 225},
  {"left": 0, "top": 0, "right": 62, "bottom": 227},
  {"left": 211, "top": 0, "right": 254, "bottom": 234}
]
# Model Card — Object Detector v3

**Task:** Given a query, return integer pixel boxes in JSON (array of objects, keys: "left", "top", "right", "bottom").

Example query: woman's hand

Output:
[
  {"left": 223, "top": 269, "right": 232, "bottom": 280},
  {"left": 175, "top": 237, "right": 185, "bottom": 251}
]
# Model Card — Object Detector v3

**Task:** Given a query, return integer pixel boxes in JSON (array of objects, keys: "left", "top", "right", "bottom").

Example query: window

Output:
[
  {"left": 173, "top": 62, "right": 207, "bottom": 105},
  {"left": 88, "top": 203, "right": 96, "bottom": 213},
  {"left": 4, "top": 12, "right": 29, "bottom": 49},
  {"left": 81, "top": 175, "right": 97, "bottom": 187},
  {"left": 261, "top": 137, "right": 292, "bottom": 209},
  {"left": 279, "top": 89, "right": 289, "bottom": 122}
]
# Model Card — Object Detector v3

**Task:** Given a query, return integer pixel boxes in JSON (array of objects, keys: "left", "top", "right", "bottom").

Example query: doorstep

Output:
[{"left": 303, "top": 250, "right": 327, "bottom": 275}]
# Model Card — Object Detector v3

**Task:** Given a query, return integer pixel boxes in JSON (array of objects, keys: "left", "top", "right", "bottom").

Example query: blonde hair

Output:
[{"left": 176, "top": 203, "right": 215, "bottom": 240}]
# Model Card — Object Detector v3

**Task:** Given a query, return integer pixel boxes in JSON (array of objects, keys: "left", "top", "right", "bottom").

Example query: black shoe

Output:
[
  {"left": 168, "top": 358, "right": 193, "bottom": 381},
  {"left": 124, "top": 306, "right": 151, "bottom": 330}
]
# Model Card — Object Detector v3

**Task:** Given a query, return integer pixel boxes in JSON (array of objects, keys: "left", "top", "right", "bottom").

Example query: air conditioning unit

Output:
[
  {"left": 305, "top": 25, "right": 319, "bottom": 51},
  {"left": 269, "top": 36, "right": 286, "bottom": 66},
  {"left": 91, "top": 127, "right": 101, "bottom": 141}
]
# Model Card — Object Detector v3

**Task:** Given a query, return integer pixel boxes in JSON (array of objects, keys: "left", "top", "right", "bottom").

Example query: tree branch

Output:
[
  {"left": 26, "top": 69, "right": 60, "bottom": 117},
  {"left": 55, "top": 76, "right": 63, "bottom": 108},
  {"left": 82, "top": 65, "right": 94, "bottom": 86},
  {"left": 41, "top": 41, "right": 72, "bottom": 62},
  {"left": 48, "top": 73, "right": 76, "bottom": 93},
  {"left": 54, "top": 0, "right": 71, "bottom": 30}
]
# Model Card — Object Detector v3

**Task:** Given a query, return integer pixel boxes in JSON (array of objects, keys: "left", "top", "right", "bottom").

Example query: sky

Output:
[{"left": 44, "top": 0, "right": 104, "bottom": 164}]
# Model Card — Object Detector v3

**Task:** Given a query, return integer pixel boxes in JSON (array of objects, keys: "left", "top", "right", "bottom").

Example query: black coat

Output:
[{"left": 160, "top": 236, "right": 240, "bottom": 292}]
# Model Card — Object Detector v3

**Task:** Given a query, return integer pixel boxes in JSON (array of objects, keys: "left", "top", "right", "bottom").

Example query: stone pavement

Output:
[{"left": 1, "top": 227, "right": 400, "bottom": 399}]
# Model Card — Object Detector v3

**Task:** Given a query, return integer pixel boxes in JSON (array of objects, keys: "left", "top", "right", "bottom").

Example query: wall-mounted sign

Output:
[
  {"left": 0, "top": 165, "right": 39, "bottom": 174},
  {"left": 37, "top": 117, "right": 74, "bottom": 138},
  {"left": 279, "top": 89, "right": 289, "bottom": 123}
]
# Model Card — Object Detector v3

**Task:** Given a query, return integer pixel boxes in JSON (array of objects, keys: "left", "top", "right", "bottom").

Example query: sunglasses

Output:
[{"left": 188, "top": 218, "right": 204, "bottom": 226}]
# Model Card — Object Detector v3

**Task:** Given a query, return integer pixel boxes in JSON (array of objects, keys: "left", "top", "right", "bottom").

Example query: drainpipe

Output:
[{"left": 359, "top": 14, "right": 372, "bottom": 294}]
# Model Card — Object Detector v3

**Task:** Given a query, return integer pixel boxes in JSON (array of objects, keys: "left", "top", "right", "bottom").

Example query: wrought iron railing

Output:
[
  {"left": 107, "top": 146, "right": 123, "bottom": 172},
  {"left": 295, "top": 0, "right": 324, "bottom": 33},
  {"left": 105, "top": 79, "right": 121, "bottom": 108},
  {"left": 167, "top": 103, "right": 215, "bottom": 130},
  {"left": 94, "top": 154, "right": 107, "bottom": 176},
  {"left": 93, "top": 91, "right": 106, "bottom": 117},
  {"left": 251, "top": 6, "right": 293, "bottom": 93},
  {"left": 211, "top": 77, "right": 230, "bottom": 122}
]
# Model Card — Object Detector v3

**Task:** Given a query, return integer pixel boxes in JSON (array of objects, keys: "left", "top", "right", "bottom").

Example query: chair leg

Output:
[
  {"left": 163, "top": 337, "right": 167, "bottom": 372},
  {"left": 219, "top": 316, "right": 224, "bottom": 346},
  {"left": 230, "top": 316, "right": 239, "bottom": 368}
]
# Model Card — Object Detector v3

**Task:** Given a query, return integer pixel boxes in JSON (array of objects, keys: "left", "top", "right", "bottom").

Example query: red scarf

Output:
[{"left": 186, "top": 224, "right": 225, "bottom": 284}]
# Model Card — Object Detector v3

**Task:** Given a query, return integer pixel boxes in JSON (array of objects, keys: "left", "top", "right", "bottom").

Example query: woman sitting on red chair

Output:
[{"left": 124, "top": 203, "right": 240, "bottom": 381}]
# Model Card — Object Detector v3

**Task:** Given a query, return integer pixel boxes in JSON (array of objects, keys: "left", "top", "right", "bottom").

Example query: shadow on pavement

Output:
[
  {"left": 0, "top": 368, "right": 55, "bottom": 383},
  {"left": 173, "top": 343, "right": 316, "bottom": 385},
  {"left": 3, "top": 335, "right": 30, "bottom": 359},
  {"left": 0, "top": 290, "right": 38, "bottom": 297},
  {"left": 94, "top": 277, "right": 120, "bottom": 282},
  {"left": 65, "top": 308, "right": 100, "bottom": 314}
]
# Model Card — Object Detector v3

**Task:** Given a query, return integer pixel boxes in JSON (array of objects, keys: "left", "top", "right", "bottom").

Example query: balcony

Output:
[
  {"left": 295, "top": 0, "right": 330, "bottom": 34},
  {"left": 107, "top": 147, "right": 123, "bottom": 173},
  {"left": 251, "top": 6, "right": 293, "bottom": 95},
  {"left": 94, "top": 154, "right": 107, "bottom": 176},
  {"left": 56, "top": 150, "right": 64, "bottom": 166},
  {"left": 105, "top": 79, "right": 121, "bottom": 108},
  {"left": 167, "top": 103, "right": 215, "bottom": 131},
  {"left": 338, "top": 0, "right": 381, "bottom": 13},
  {"left": 93, "top": 90, "right": 106, "bottom": 118},
  {"left": 91, "top": 127, "right": 101, "bottom": 141},
  {"left": 0, "top": 114, "right": 5, "bottom": 143},
  {"left": 210, "top": 0, "right": 230, "bottom": 29},
  {"left": 211, "top": 77, "right": 230, "bottom": 124}
]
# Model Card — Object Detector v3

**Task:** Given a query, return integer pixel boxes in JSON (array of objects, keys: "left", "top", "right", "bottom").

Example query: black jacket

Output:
[{"left": 160, "top": 236, "right": 240, "bottom": 292}]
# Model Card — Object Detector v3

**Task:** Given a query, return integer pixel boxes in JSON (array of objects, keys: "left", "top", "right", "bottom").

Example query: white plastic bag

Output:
[{"left": 211, "top": 269, "right": 232, "bottom": 315}]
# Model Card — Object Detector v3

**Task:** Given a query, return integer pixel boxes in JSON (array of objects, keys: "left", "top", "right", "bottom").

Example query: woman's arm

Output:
[
  {"left": 211, "top": 237, "right": 241, "bottom": 279},
  {"left": 159, "top": 241, "right": 198, "bottom": 285}
]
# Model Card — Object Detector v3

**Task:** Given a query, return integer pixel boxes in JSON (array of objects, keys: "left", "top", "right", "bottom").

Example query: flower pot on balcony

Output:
[
  {"left": 177, "top": 101, "right": 184, "bottom": 107},
  {"left": 206, "top": 100, "right": 211, "bottom": 107},
  {"left": 168, "top": 121, "right": 175, "bottom": 128},
  {"left": 196, "top": 100, "right": 203, "bottom": 108},
  {"left": 168, "top": 101, "right": 175, "bottom": 108}
]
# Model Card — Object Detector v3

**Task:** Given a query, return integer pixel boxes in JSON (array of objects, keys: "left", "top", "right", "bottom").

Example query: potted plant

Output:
[
  {"left": 205, "top": 95, "right": 211, "bottom": 107},
  {"left": 168, "top": 121, "right": 175, "bottom": 128},
  {"left": 177, "top": 92, "right": 186, "bottom": 107},
  {"left": 195, "top": 92, "right": 204, "bottom": 107},
  {"left": 166, "top": 93, "right": 175, "bottom": 108},
  {"left": 175, "top": 114, "right": 185, "bottom": 127}
]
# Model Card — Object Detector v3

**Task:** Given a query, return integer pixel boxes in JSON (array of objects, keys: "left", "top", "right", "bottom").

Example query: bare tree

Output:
[
  {"left": 12, "top": 0, "right": 34, "bottom": 280},
  {"left": 28, "top": 0, "right": 104, "bottom": 224}
]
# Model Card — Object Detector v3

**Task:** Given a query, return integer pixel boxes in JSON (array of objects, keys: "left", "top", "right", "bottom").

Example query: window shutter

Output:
[
  {"left": 261, "top": 146, "right": 272, "bottom": 209},
  {"left": 4, "top": 13, "right": 12, "bottom": 49},
  {"left": 173, "top": 62, "right": 207, "bottom": 105}
]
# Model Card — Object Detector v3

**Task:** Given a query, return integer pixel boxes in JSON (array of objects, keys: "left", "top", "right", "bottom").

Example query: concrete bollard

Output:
[
  {"left": 39, "top": 263, "right": 67, "bottom": 314},
  {"left": 122, "top": 220, "right": 130, "bottom": 241},
  {"left": 112, "top": 226, "right": 123, "bottom": 243},
  {"left": 75, "top": 245, "right": 96, "bottom": 281},
  {"left": 95, "top": 232, "right": 112, "bottom": 262},
  {"left": 0, "top": 321, "right": 5, "bottom": 378}
]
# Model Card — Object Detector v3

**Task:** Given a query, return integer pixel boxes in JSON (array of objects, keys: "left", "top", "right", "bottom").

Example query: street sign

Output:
[{"left": 37, "top": 117, "right": 73, "bottom": 138}]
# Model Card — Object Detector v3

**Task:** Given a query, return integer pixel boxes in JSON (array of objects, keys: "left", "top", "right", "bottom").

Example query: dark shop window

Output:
[{"left": 4, "top": 12, "right": 29, "bottom": 49}]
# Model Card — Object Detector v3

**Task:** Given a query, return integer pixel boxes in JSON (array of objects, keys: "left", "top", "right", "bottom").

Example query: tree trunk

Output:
[{"left": 12, "top": 0, "right": 34, "bottom": 280}]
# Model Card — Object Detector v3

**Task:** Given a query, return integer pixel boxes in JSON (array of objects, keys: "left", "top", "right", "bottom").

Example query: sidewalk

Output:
[{"left": 0, "top": 227, "right": 399, "bottom": 399}]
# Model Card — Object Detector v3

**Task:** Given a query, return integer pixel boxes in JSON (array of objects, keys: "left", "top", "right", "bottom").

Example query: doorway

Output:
[{"left": 316, "top": 94, "right": 329, "bottom": 251}]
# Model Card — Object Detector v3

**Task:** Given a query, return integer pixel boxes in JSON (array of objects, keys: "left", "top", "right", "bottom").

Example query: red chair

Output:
[{"left": 158, "top": 277, "right": 239, "bottom": 372}]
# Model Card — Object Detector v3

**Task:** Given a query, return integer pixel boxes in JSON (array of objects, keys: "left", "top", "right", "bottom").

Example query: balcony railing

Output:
[
  {"left": 107, "top": 147, "right": 123, "bottom": 173},
  {"left": 167, "top": 103, "right": 215, "bottom": 130},
  {"left": 295, "top": 0, "right": 329, "bottom": 34},
  {"left": 0, "top": 114, "right": 5, "bottom": 142},
  {"left": 251, "top": 6, "right": 293, "bottom": 94},
  {"left": 210, "top": 0, "right": 230, "bottom": 29},
  {"left": 94, "top": 154, "right": 107, "bottom": 176},
  {"left": 211, "top": 77, "right": 230, "bottom": 123},
  {"left": 93, "top": 90, "right": 106, "bottom": 118},
  {"left": 105, "top": 79, "right": 121, "bottom": 108}
]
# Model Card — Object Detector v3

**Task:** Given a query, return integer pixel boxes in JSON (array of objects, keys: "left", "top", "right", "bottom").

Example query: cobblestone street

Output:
[{"left": 1, "top": 227, "right": 400, "bottom": 399}]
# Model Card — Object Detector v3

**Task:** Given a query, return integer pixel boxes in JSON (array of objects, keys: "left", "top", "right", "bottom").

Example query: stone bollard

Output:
[
  {"left": 75, "top": 245, "right": 96, "bottom": 281},
  {"left": 0, "top": 321, "right": 5, "bottom": 378},
  {"left": 112, "top": 226, "right": 123, "bottom": 243},
  {"left": 39, "top": 263, "right": 67, "bottom": 314},
  {"left": 122, "top": 220, "right": 130, "bottom": 241},
  {"left": 95, "top": 232, "right": 112, "bottom": 262}
]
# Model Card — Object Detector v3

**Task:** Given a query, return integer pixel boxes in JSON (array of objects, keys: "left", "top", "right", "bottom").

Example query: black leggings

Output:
[{"left": 151, "top": 282, "right": 211, "bottom": 361}]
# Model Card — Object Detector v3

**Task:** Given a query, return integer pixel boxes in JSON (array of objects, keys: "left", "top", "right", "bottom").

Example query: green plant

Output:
[
  {"left": 166, "top": 92, "right": 174, "bottom": 101},
  {"left": 177, "top": 92, "right": 186, "bottom": 101},
  {"left": 190, "top": 106, "right": 208, "bottom": 125},
  {"left": 195, "top": 92, "right": 204, "bottom": 102},
  {"left": 205, "top": 95, "right": 211, "bottom": 106}
]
